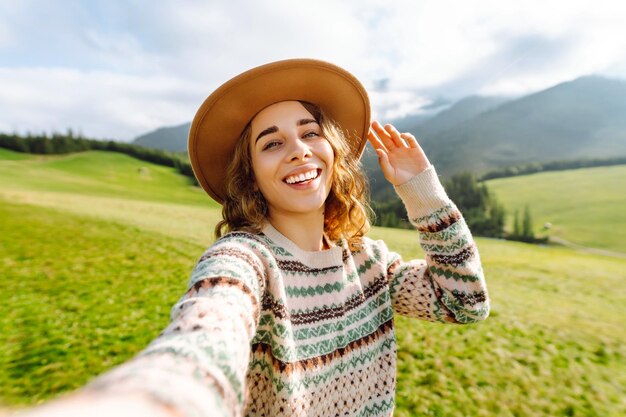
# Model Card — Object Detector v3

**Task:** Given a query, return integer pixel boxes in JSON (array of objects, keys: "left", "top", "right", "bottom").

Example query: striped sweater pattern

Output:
[{"left": 88, "top": 166, "right": 490, "bottom": 417}]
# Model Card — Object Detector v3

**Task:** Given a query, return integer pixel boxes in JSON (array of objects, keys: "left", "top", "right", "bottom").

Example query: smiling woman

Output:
[{"left": 19, "top": 59, "right": 490, "bottom": 417}]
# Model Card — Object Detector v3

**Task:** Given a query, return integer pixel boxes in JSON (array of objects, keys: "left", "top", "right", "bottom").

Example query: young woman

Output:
[{"left": 23, "top": 59, "right": 489, "bottom": 417}]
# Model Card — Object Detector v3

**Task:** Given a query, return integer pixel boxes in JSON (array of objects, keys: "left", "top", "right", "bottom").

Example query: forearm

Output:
[
  {"left": 83, "top": 280, "right": 256, "bottom": 416},
  {"left": 393, "top": 166, "right": 490, "bottom": 323},
  {"left": 14, "top": 392, "right": 179, "bottom": 417},
  {"left": 85, "top": 351, "right": 233, "bottom": 417}
]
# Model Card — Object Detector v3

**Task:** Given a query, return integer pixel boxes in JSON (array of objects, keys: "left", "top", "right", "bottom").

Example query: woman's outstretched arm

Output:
[{"left": 17, "top": 235, "right": 268, "bottom": 417}]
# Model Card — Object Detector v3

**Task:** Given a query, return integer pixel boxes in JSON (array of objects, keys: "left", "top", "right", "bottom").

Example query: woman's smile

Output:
[{"left": 283, "top": 167, "right": 320, "bottom": 185}]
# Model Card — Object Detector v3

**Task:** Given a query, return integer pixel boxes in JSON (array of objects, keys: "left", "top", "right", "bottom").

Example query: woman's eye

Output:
[
  {"left": 262, "top": 141, "right": 280, "bottom": 151},
  {"left": 303, "top": 131, "right": 320, "bottom": 139}
]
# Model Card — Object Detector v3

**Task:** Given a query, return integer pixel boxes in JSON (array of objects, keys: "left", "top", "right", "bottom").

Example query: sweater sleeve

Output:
[
  {"left": 386, "top": 165, "right": 490, "bottom": 324},
  {"left": 84, "top": 233, "right": 268, "bottom": 417}
]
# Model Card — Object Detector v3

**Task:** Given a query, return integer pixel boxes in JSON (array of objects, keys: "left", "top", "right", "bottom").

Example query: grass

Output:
[
  {"left": 1, "top": 148, "right": 625, "bottom": 416},
  {"left": 486, "top": 165, "right": 626, "bottom": 254},
  {"left": 370, "top": 228, "right": 626, "bottom": 416},
  {"left": 0, "top": 201, "right": 200, "bottom": 404},
  {"left": 0, "top": 148, "right": 33, "bottom": 160}
]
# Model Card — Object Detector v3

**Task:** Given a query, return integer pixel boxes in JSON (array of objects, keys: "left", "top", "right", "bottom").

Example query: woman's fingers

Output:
[
  {"left": 374, "top": 148, "right": 394, "bottom": 180},
  {"left": 370, "top": 122, "right": 431, "bottom": 184},
  {"left": 368, "top": 128, "right": 395, "bottom": 180},
  {"left": 370, "top": 121, "right": 395, "bottom": 150},
  {"left": 371, "top": 121, "right": 416, "bottom": 149},
  {"left": 401, "top": 132, "right": 419, "bottom": 149},
  {"left": 384, "top": 124, "right": 406, "bottom": 148},
  {"left": 367, "top": 128, "right": 387, "bottom": 152}
]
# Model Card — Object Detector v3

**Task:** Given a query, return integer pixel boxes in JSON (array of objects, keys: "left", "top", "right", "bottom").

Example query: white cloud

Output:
[
  {"left": 1, "top": 0, "right": 625, "bottom": 139},
  {"left": 0, "top": 67, "right": 199, "bottom": 139}
]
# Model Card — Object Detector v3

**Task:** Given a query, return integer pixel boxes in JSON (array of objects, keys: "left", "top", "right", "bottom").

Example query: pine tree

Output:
[
  {"left": 443, "top": 172, "right": 505, "bottom": 237},
  {"left": 513, "top": 210, "right": 521, "bottom": 238},
  {"left": 522, "top": 205, "right": 535, "bottom": 241}
]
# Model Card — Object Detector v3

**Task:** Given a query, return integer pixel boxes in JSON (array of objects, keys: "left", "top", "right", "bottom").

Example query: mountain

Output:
[
  {"left": 133, "top": 122, "right": 190, "bottom": 152},
  {"left": 412, "top": 95, "right": 511, "bottom": 139},
  {"left": 420, "top": 76, "right": 626, "bottom": 174},
  {"left": 131, "top": 96, "right": 503, "bottom": 153},
  {"left": 132, "top": 75, "right": 626, "bottom": 201},
  {"left": 362, "top": 95, "right": 511, "bottom": 198},
  {"left": 363, "top": 75, "right": 626, "bottom": 199},
  {"left": 387, "top": 113, "right": 433, "bottom": 132}
]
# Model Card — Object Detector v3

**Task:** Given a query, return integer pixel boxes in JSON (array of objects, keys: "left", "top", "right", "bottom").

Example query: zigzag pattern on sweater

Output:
[
  {"left": 288, "top": 274, "right": 388, "bottom": 325},
  {"left": 277, "top": 259, "right": 342, "bottom": 275},
  {"left": 252, "top": 306, "right": 394, "bottom": 362},
  {"left": 429, "top": 244, "right": 476, "bottom": 267},
  {"left": 249, "top": 320, "right": 395, "bottom": 379},
  {"left": 420, "top": 234, "right": 470, "bottom": 253}
]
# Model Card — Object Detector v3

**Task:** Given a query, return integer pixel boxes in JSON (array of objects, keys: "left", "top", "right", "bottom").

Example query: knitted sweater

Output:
[{"left": 88, "top": 166, "right": 489, "bottom": 417}]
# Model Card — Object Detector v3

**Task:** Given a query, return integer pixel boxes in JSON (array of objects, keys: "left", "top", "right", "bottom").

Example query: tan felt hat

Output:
[{"left": 188, "top": 58, "right": 371, "bottom": 204}]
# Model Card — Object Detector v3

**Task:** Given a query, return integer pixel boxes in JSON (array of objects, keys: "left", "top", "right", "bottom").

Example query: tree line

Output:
[
  {"left": 0, "top": 131, "right": 197, "bottom": 184},
  {"left": 0, "top": 131, "right": 573, "bottom": 244},
  {"left": 480, "top": 156, "right": 626, "bottom": 180},
  {"left": 373, "top": 172, "right": 544, "bottom": 243}
]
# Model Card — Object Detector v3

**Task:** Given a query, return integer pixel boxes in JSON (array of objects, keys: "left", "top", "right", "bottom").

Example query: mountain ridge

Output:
[
  {"left": 131, "top": 75, "right": 626, "bottom": 201},
  {"left": 133, "top": 122, "right": 191, "bottom": 152}
]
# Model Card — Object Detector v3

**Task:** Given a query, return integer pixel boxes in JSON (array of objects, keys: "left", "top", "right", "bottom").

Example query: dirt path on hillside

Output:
[{"left": 549, "top": 237, "right": 626, "bottom": 259}]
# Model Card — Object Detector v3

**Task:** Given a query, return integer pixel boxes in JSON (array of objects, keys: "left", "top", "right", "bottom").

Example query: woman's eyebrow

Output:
[
  {"left": 255, "top": 119, "right": 318, "bottom": 144},
  {"left": 255, "top": 126, "right": 278, "bottom": 144},
  {"left": 298, "top": 118, "right": 318, "bottom": 126}
]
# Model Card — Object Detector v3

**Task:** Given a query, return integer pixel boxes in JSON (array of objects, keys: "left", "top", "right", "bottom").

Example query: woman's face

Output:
[{"left": 249, "top": 100, "right": 334, "bottom": 219}]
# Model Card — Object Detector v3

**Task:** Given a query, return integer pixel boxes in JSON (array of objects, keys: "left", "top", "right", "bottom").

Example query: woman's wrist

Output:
[
  {"left": 15, "top": 392, "right": 179, "bottom": 417},
  {"left": 393, "top": 165, "right": 451, "bottom": 220}
]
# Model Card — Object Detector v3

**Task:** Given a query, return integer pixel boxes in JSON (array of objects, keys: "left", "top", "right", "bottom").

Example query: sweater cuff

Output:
[{"left": 393, "top": 165, "right": 451, "bottom": 220}]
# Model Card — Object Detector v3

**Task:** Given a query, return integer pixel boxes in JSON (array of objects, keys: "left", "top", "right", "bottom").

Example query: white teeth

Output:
[{"left": 285, "top": 169, "right": 318, "bottom": 184}]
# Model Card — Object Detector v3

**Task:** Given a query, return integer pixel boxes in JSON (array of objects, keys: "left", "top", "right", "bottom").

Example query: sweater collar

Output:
[{"left": 261, "top": 222, "right": 344, "bottom": 267}]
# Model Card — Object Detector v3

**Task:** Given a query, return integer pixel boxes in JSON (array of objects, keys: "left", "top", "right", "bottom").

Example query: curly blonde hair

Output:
[{"left": 215, "top": 101, "right": 371, "bottom": 250}]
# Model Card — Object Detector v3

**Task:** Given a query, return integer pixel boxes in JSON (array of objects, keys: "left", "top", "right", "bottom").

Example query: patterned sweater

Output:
[{"left": 88, "top": 166, "right": 489, "bottom": 417}]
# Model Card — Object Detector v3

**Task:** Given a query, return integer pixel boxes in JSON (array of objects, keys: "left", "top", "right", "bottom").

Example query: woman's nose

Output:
[{"left": 287, "top": 137, "right": 312, "bottom": 161}]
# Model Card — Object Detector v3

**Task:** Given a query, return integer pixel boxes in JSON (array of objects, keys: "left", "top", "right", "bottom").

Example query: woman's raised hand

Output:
[{"left": 367, "top": 121, "right": 431, "bottom": 186}]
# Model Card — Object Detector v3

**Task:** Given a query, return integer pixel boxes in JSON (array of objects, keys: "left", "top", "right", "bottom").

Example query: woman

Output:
[{"left": 23, "top": 59, "right": 489, "bottom": 417}]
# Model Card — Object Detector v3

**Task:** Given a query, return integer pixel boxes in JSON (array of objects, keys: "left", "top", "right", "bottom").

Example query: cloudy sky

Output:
[{"left": 1, "top": 0, "right": 625, "bottom": 141}]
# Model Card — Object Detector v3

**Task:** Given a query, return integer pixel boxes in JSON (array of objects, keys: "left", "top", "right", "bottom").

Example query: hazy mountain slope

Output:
[
  {"left": 133, "top": 122, "right": 190, "bottom": 152},
  {"left": 423, "top": 76, "right": 626, "bottom": 174},
  {"left": 130, "top": 96, "right": 504, "bottom": 154},
  {"left": 131, "top": 76, "right": 626, "bottom": 203},
  {"left": 363, "top": 95, "right": 510, "bottom": 198},
  {"left": 412, "top": 96, "right": 510, "bottom": 139}
]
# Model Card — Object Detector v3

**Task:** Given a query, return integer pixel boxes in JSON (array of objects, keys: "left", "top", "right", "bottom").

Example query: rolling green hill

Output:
[
  {"left": 486, "top": 165, "right": 626, "bottom": 254},
  {"left": 1, "top": 149, "right": 624, "bottom": 416},
  {"left": 0, "top": 148, "right": 220, "bottom": 245}
]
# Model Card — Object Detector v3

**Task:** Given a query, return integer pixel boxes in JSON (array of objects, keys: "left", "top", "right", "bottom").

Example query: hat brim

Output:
[{"left": 188, "top": 58, "right": 371, "bottom": 204}]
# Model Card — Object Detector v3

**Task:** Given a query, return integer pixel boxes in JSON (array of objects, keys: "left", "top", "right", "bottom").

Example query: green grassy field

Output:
[
  {"left": 0, "top": 148, "right": 221, "bottom": 245},
  {"left": 1, "top": 149, "right": 625, "bottom": 416},
  {"left": 486, "top": 165, "right": 626, "bottom": 254}
]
